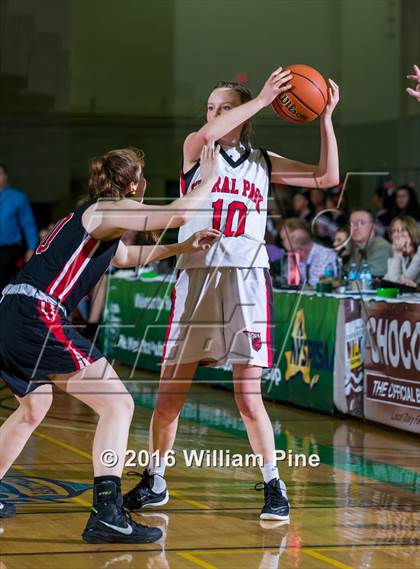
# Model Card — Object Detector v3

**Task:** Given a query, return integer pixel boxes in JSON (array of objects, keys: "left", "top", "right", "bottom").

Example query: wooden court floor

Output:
[{"left": 0, "top": 367, "right": 419, "bottom": 569}]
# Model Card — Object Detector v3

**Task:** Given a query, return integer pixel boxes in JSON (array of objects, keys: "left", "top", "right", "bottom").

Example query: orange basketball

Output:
[{"left": 272, "top": 64, "right": 328, "bottom": 124}]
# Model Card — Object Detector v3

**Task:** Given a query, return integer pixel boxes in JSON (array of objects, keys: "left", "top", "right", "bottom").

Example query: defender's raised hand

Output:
[{"left": 199, "top": 140, "right": 220, "bottom": 182}]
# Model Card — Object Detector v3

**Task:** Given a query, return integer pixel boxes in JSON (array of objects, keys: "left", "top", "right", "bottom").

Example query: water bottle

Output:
[
  {"left": 359, "top": 261, "right": 372, "bottom": 291},
  {"left": 324, "top": 262, "right": 335, "bottom": 279},
  {"left": 347, "top": 262, "right": 359, "bottom": 291}
]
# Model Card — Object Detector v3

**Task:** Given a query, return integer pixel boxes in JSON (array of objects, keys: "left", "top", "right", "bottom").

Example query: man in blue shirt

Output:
[{"left": 0, "top": 163, "right": 38, "bottom": 290}]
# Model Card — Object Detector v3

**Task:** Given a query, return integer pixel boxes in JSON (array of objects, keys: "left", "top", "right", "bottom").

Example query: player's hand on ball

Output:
[
  {"left": 181, "top": 229, "right": 221, "bottom": 254},
  {"left": 257, "top": 67, "right": 293, "bottom": 106},
  {"left": 200, "top": 141, "right": 220, "bottom": 182},
  {"left": 323, "top": 79, "right": 340, "bottom": 116},
  {"left": 406, "top": 64, "right": 420, "bottom": 101}
]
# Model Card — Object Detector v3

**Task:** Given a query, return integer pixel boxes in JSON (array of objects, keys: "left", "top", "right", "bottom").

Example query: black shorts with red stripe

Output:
[{"left": 0, "top": 294, "right": 103, "bottom": 397}]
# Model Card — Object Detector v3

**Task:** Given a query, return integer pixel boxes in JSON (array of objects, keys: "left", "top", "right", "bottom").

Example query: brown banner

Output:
[{"left": 364, "top": 301, "right": 420, "bottom": 433}]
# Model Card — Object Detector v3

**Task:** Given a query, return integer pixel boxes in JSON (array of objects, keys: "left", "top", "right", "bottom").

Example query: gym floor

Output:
[{"left": 0, "top": 367, "right": 419, "bottom": 569}]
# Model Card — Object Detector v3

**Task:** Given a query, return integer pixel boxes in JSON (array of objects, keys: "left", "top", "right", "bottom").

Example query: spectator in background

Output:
[
  {"left": 333, "top": 226, "right": 352, "bottom": 267},
  {"left": 0, "top": 163, "right": 38, "bottom": 290},
  {"left": 390, "top": 185, "right": 420, "bottom": 222},
  {"left": 308, "top": 187, "right": 337, "bottom": 244},
  {"left": 293, "top": 189, "right": 313, "bottom": 224},
  {"left": 372, "top": 184, "right": 394, "bottom": 236},
  {"left": 309, "top": 188, "right": 326, "bottom": 214},
  {"left": 384, "top": 215, "right": 420, "bottom": 287},
  {"left": 326, "top": 186, "right": 347, "bottom": 227},
  {"left": 274, "top": 184, "right": 295, "bottom": 218},
  {"left": 280, "top": 218, "right": 337, "bottom": 286},
  {"left": 348, "top": 209, "right": 392, "bottom": 277}
]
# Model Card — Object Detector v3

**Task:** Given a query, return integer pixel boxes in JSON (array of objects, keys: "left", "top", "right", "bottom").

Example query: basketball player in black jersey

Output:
[{"left": 0, "top": 142, "right": 220, "bottom": 543}]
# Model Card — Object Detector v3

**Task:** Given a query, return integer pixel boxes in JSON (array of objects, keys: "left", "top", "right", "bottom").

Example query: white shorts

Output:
[{"left": 162, "top": 268, "right": 274, "bottom": 368}]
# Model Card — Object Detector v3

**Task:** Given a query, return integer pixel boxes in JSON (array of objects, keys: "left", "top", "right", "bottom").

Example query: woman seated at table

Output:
[{"left": 384, "top": 215, "right": 420, "bottom": 287}]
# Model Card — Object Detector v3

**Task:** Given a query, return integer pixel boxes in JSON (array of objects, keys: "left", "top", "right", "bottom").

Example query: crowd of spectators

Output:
[{"left": 268, "top": 181, "right": 420, "bottom": 289}]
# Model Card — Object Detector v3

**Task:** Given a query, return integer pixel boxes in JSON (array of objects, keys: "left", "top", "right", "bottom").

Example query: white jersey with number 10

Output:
[{"left": 177, "top": 147, "right": 271, "bottom": 268}]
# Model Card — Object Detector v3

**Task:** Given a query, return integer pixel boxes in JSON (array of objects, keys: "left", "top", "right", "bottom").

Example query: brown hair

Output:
[
  {"left": 336, "top": 225, "right": 350, "bottom": 238},
  {"left": 350, "top": 208, "right": 375, "bottom": 223},
  {"left": 389, "top": 214, "right": 420, "bottom": 249},
  {"left": 280, "top": 218, "right": 312, "bottom": 236},
  {"left": 88, "top": 147, "right": 145, "bottom": 200},
  {"left": 212, "top": 81, "right": 253, "bottom": 147}
]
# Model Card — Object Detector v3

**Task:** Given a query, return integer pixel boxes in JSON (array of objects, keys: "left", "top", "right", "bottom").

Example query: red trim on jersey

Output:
[
  {"left": 162, "top": 285, "right": 177, "bottom": 362},
  {"left": 46, "top": 237, "right": 98, "bottom": 301},
  {"left": 265, "top": 272, "right": 273, "bottom": 367},
  {"left": 37, "top": 301, "right": 94, "bottom": 371},
  {"left": 36, "top": 213, "right": 74, "bottom": 255},
  {"left": 180, "top": 171, "right": 187, "bottom": 196}
]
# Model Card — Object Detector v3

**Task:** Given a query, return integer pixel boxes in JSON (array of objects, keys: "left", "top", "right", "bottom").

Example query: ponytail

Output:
[{"left": 88, "top": 147, "right": 145, "bottom": 200}]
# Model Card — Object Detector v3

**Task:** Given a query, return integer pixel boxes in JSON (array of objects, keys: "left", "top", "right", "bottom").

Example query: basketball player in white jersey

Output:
[{"left": 124, "top": 67, "right": 340, "bottom": 521}]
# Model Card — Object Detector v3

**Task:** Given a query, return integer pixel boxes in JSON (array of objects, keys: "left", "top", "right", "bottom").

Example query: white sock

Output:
[
  {"left": 260, "top": 462, "right": 279, "bottom": 484},
  {"left": 148, "top": 455, "right": 167, "bottom": 493},
  {"left": 259, "top": 551, "right": 280, "bottom": 569}
]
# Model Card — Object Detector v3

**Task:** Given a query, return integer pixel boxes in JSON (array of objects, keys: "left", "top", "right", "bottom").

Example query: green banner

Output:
[
  {"left": 101, "top": 275, "right": 339, "bottom": 413},
  {"left": 101, "top": 272, "right": 174, "bottom": 372},
  {"left": 266, "top": 292, "right": 338, "bottom": 412}
]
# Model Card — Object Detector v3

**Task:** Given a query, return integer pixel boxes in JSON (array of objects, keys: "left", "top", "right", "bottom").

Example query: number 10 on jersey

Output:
[{"left": 212, "top": 199, "right": 247, "bottom": 237}]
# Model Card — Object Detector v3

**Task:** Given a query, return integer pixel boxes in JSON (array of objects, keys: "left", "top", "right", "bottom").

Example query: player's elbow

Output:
[
  {"left": 326, "top": 174, "right": 340, "bottom": 188},
  {"left": 317, "top": 173, "right": 340, "bottom": 189}
]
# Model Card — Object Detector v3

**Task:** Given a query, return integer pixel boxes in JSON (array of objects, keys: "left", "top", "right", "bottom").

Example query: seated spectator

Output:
[
  {"left": 390, "top": 185, "right": 420, "bottom": 221},
  {"left": 333, "top": 226, "right": 352, "bottom": 266},
  {"left": 280, "top": 218, "right": 337, "bottom": 286},
  {"left": 293, "top": 189, "right": 313, "bottom": 224},
  {"left": 384, "top": 215, "right": 420, "bottom": 286},
  {"left": 348, "top": 210, "right": 392, "bottom": 277}
]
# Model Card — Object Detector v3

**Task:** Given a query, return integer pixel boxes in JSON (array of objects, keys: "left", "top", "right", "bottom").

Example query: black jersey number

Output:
[
  {"left": 212, "top": 199, "right": 247, "bottom": 237},
  {"left": 36, "top": 213, "right": 74, "bottom": 255}
]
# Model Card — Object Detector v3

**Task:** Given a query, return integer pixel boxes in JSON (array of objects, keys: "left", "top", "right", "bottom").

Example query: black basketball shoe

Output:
[
  {"left": 0, "top": 501, "right": 15, "bottom": 518},
  {"left": 123, "top": 470, "right": 169, "bottom": 512},
  {"left": 255, "top": 478, "right": 290, "bottom": 522},
  {"left": 82, "top": 480, "right": 162, "bottom": 544}
]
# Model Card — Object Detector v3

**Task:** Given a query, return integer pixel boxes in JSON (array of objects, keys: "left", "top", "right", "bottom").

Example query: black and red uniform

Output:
[{"left": 0, "top": 200, "right": 119, "bottom": 397}]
